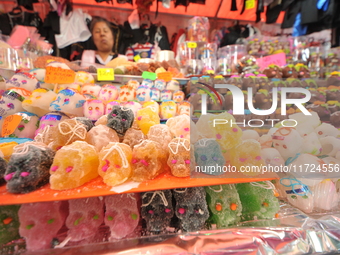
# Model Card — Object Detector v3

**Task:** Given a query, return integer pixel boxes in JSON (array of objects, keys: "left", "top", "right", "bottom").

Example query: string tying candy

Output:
[
  {"left": 280, "top": 177, "right": 311, "bottom": 196},
  {"left": 250, "top": 181, "right": 276, "bottom": 190},
  {"left": 168, "top": 138, "right": 190, "bottom": 154},
  {"left": 173, "top": 188, "right": 187, "bottom": 193},
  {"left": 102, "top": 142, "right": 129, "bottom": 169},
  {"left": 142, "top": 191, "right": 169, "bottom": 207},
  {"left": 208, "top": 185, "right": 223, "bottom": 193},
  {"left": 13, "top": 142, "right": 47, "bottom": 155},
  {"left": 58, "top": 120, "right": 87, "bottom": 146}
]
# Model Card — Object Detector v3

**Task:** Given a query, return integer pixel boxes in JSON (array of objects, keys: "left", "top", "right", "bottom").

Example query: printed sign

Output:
[
  {"left": 45, "top": 66, "right": 76, "bottom": 84},
  {"left": 157, "top": 72, "right": 173, "bottom": 82},
  {"left": 1, "top": 115, "right": 22, "bottom": 137},
  {"left": 97, "top": 68, "right": 114, "bottom": 81},
  {"left": 142, "top": 71, "right": 157, "bottom": 80}
]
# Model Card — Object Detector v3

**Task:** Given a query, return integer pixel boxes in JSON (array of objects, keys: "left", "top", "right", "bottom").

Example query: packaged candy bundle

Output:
[{"left": 187, "top": 16, "right": 210, "bottom": 42}]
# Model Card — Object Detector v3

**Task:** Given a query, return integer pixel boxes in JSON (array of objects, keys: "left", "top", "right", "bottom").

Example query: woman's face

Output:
[{"left": 92, "top": 21, "right": 114, "bottom": 53}]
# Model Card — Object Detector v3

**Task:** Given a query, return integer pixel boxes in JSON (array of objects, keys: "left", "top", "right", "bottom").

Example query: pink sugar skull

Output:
[
  {"left": 160, "top": 90, "right": 172, "bottom": 101},
  {"left": 173, "top": 90, "right": 185, "bottom": 103},
  {"left": 6, "top": 72, "right": 40, "bottom": 92},
  {"left": 99, "top": 84, "right": 119, "bottom": 103},
  {"left": 154, "top": 79, "right": 166, "bottom": 91},
  {"left": 49, "top": 88, "right": 86, "bottom": 117},
  {"left": 83, "top": 99, "right": 105, "bottom": 120},
  {"left": 0, "top": 89, "right": 29, "bottom": 117},
  {"left": 127, "top": 80, "right": 140, "bottom": 90},
  {"left": 150, "top": 88, "right": 160, "bottom": 101},
  {"left": 105, "top": 100, "right": 121, "bottom": 114},
  {"left": 35, "top": 111, "right": 70, "bottom": 137},
  {"left": 80, "top": 83, "right": 101, "bottom": 98},
  {"left": 122, "top": 100, "right": 142, "bottom": 117},
  {"left": 119, "top": 85, "right": 136, "bottom": 103},
  {"left": 178, "top": 101, "right": 192, "bottom": 116},
  {"left": 141, "top": 79, "right": 154, "bottom": 88},
  {"left": 136, "top": 85, "right": 151, "bottom": 102}
]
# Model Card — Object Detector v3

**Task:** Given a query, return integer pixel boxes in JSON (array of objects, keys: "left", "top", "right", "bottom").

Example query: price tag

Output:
[
  {"left": 97, "top": 68, "right": 114, "bottom": 81},
  {"left": 245, "top": 0, "right": 255, "bottom": 9},
  {"left": 44, "top": 66, "right": 76, "bottom": 84},
  {"left": 157, "top": 72, "right": 173, "bottom": 82},
  {"left": 256, "top": 53, "right": 287, "bottom": 71},
  {"left": 1, "top": 115, "right": 22, "bottom": 137},
  {"left": 187, "top": 42, "right": 197, "bottom": 49},
  {"left": 142, "top": 71, "right": 157, "bottom": 80},
  {"left": 134, "top": 54, "right": 141, "bottom": 62}
]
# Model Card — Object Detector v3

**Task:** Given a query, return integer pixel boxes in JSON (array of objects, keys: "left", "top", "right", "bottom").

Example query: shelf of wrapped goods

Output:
[{"left": 0, "top": 171, "right": 278, "bottom": 205}]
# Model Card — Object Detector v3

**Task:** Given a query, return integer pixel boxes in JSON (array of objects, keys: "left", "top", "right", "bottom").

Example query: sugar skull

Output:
[
  {"left": 119, "top": 85, "right": 136, "bottom": 103},
  {"left": 178, "top": 101, "right": 192, "bottom": 116},
  {"left": 80, "top": 83, "right": 101, "bottom": 98},
  {"left": 160, "top": 100, "right": 177, "bottom": 119},
  {"left": 141, "top": 79, "right": 154, "bottom": 88},
  {"left": 147, "top": 124, "right": 172, "bottom": 156},
  {"left": 49, "top": 89, "right": 86, "bottom": 117},
  {"left": 194, "top": 139, "right": 225, "bottom": 176},
  {"left": 74, "top": 71, "right": 95, "bottom": 84},
  {"left": 57, "top": 83, "right": 81, "bottom": 93},
  {"left": 205, "top": 184, "right": 242, "bottom": 228},
  {"left": 106, "top": 105, "right": 134, "bottom": 137},
  {"left": 143, "top": 101, "right": 160, "bottom": 115},
  {"left": 315, "top": 123, "right": 340, "bottom": 139},
  {"left": 131, "top": 140, "right": 166, "bottom": 182},
  {"left": 167, "top": 138, "right": 191, "bottom": 177},
  {"left": 173, "top": 90, "right": 185, "bottom": 103},
  {"left": 141, "top": 190, "right": 174, "bottom": 234},
  {"left": 83, "top": 99, "right": 105, "bottom": 121},
  {"left": 166, "top": 80, "right": 180, "bottom": 91},
  {"left": 105, "top": 100, "right": 120, "bottom": 114},
  {"left": 29, "top": 68, "right": 46, "bottom": 82},
  {"left": 136, "top": 107, "right": 160, "bottom": 135},
  {"left": 46, "top": 61, "right": 71, "bottom": 70},
  {"left": 65, "top": 197, "right": 104, "bottom": 242},
  {"left": 122, "top": 128, "right": 145, "bottom": 149},
  {"left": 122, "top": 100, "right": 142, "bottom": 117},
  {"left": 22, "top": 88, "right": 57, "bottom": 117},
  {"left": 136, "top": 85, "right": 151, "bottom": 103},
  {"left": 166, "top": 114, "right": 190, "bottom": 139},
  {"left": 98, "top": 142, "right": 132, "bottom": 186},
  {"left": 173, "top": 187, "right": 209, "bottom": 232},
  {"left": 272, "top": 127, "right": 303, "bottom": 161},
  {"left": 18, "top": 201, "right": 68, "bottom": 251},
  {"left": 50, "top": 141, "right": 99, "bottom": 190},
  {"left": 260, "top": 148, "right": 285, "bottom": 167},
  {"left": 154, "top": 79, "right": 166, "bottom": 91},
  {"left": 5, "top": 72, "right": 40, "bottom": 92},
  {"left": 11, "top": 112, "right": 40, "bottom": 139},
  {"left": 127, "top": 80, "right": 140, "bottom": 90},
  {"left": 98, "top": 84, "right": 119, "bottom": 103},
  {"left": 35, "top": 111, "right": 70, "bottom": 137},
  {"left": 0, "top": 89, "right": 28, "bottom": 117},
  {"left": 150, "top": 88, "right": 160, "bottom": 101},
  {"left": 104, "top": 193, "right": 140, "bottom": 240},
  {"left": 160, "top": 90, "right": 172, "bottom": 101},
  {"left": 301, "top": 132, "right": 322, "bottom": 155}
]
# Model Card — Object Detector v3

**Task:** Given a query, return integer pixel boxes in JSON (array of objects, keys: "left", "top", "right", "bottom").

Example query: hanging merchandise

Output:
[
  {"left": 125, "top": 42, "right": 157, "bottom": 61},
  {"left": 95, "top": 0, "right": 114, "bottom": 4}
]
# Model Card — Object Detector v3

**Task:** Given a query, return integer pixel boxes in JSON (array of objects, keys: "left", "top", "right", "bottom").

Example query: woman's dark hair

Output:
[{"left": 90, "top": 17, "right": 113, "bottom": 34}]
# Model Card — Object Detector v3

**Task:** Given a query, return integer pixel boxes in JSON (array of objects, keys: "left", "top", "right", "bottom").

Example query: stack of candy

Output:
[{"left": 1, "top": 183, "right": 279, "bottom": 251}]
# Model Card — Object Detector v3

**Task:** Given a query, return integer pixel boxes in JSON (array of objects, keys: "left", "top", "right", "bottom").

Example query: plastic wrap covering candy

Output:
[
  {"left": 86, "top": 125, "right": 119, "bottom": 152},
  {"left": 205, "top": 184, "right": 242, "bottom": 228},
  {"left": 187, "top": 16, "right": 209, "bottom": 42},
  {"left": 106, "top": 105, "right": 134, "bottom": 137},
  {"left": 5, "top": 142, "right": 55, "bottom": 194},
  {"left": 104, "top": 193, "right": 140, "bottom": 240},
  {"left": 172, "top": 187, "right": 209, "bottom": 232},
  {"left": 98, "top": 142, "right": 132, "bottom": 187},
  {"left": 18, "top": 201, "right": 68, "bottom": 251},
  {"left": 141, "top": 190, "right": 174, "bottom": 234}
]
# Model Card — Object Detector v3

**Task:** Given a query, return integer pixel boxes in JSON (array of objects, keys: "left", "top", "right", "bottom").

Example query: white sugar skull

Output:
[
  {"left": 272, "top": 127, "right": 303, "bottom": 161},
  {"left": 80, "top": 83, "right": 101, "bottom": 98},
  {"left": 74, "top": 71, "right": 94, "bottom": 85},
  {"left": 105, "top": 100, "right": 120, "bottom": 114},
  {"left": 150, "top": 88, "right": 160, "bottom": 101},
  {"left": 0, "top": 89, "right": 28, "bottom": 117},
  {"left": 29, "top": 68, "right": 46, "bottom": 82},
  {"left": 22, "top": 88, "right": 57, "bottom": 117},
  {"left": 98, "top": 84, "right": 119, "bottom": 103},
  {"left": 166, "top": 80, "right": 180, "bottom": 91},
  {"left": 83, "top": 99, "right": 105, "bottom": 120},
  {"left": 12, "top": 112, "right": 40, "bottom": 139},
  {"left": 173, "top": 90, "right": 185, "bottom": 103},
  {"left": 141, "top": 190, "right": 174, "bottom": 233},
  {"left": 260, "top": 148, "right": 285, "bottom": 167},
  {"left": 160, "top": 90, "right": 172, "bottom": 101},
  {"left": 136, "top": 85, "right": 151, "bottom": 102},
  {"left": 65, "top": 197, "right": 104, "bottom": 242},
  {"left": 315, "top": 123, "right": 340, "bottom": 139},
  {"left": 141, "top": 79, "right": 154, "bottom": 88},
  {"left": 5, "top": 72, "right": 40, "bottom": 92},
  {"left": 154, "top": 79, "right": 166, "bottom": 91},
  {"left": 122, "top": 100, "right": 142, "bottom": 117},
  {"left": 35, "top": 111, "right": 70, "bottom": 137},
  {"left": 104, "top": 193, "right": 140, "bottom": 240},
  {"left": 173, "top": 187, "right": 209, "bottom": 231},
  {"left": 56, "top": 83, "right": 81, "bottom": 93},
  {"left": 127, "top": 80, "right": 140, "bottom": 90},
  {"left": 119, "top": 85, "right": 136, "bottom": 103},
  {"left": 49, "top": 89, "right": 86, "bottom": 117},
  {"left": 301, "top": 132, "right": 322, "bottom": 155}
]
